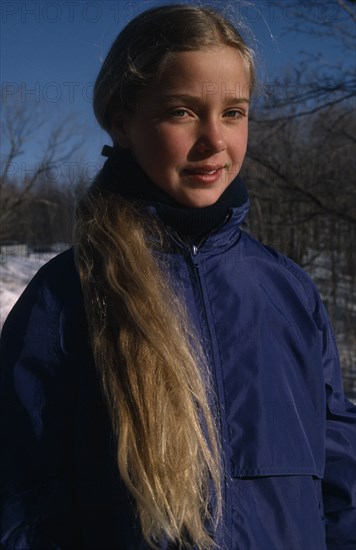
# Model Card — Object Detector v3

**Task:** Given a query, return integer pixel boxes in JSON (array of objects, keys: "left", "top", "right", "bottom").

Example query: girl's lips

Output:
[
  {"left": 182, "top": 165, "right": 224, "bottom": 183},
  {"left": 184, "top": 164, "right": 224, "bottom": 173}
]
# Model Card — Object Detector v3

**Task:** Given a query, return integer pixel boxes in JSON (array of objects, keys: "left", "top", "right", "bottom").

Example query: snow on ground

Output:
[{"left": 0, "top": 251, "right": 59, "bottom": 328}]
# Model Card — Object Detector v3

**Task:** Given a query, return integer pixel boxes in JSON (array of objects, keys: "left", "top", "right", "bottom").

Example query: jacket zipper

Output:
[
  {"left": 189, "top": 208, "right": 233, "bottom": 430},
  {"left": 189, "top": 245, "right": 228, "bottom": 544}
]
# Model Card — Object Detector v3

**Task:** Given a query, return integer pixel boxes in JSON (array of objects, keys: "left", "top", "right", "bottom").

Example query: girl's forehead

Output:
[
  {"left": 152, "top": 46, "right": 249, "bottom": 86},
  {"left": 149, "top": 47, "right": 251, "bottom": 100}
]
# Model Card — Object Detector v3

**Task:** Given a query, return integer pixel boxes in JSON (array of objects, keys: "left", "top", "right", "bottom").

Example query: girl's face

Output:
[{"left": 114, "top": 46, "right": 250, "bottom": 208}]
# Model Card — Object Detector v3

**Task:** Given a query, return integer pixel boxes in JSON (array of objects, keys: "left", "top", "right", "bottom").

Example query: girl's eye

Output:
[
  {"left": 224, "top": 110, "right": 245, "bottom": 119},
  {"left": 170, "top": 109, "right": 189, "bottom": 118}
]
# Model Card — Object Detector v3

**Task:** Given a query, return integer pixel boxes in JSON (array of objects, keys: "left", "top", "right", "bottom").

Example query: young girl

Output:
[{"left": 1, "top": 4, "right": 355, "bottom": 549}]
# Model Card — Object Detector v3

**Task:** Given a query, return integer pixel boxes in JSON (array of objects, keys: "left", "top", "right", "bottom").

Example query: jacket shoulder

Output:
[
  {"left": 28, "top": 247, "right": 80, "bottom": 294},
  {"left": 1, "top": 248, "right": 85, "bottom": 355},
  {"left": 240, "top": 231, "right": 321, "bottom": 313}
]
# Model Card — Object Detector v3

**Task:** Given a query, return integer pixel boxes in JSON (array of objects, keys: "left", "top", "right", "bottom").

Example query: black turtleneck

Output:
[{"left": 99, "top": 145, "right": 248, "bottom": 241}]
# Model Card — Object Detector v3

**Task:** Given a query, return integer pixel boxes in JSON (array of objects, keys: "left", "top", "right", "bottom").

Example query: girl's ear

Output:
[{"left": 111, "top": 113, "right": 131, "bottom": 149}]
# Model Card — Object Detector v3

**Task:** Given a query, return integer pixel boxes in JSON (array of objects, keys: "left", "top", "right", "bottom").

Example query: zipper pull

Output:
[{"left": 191, "top": 244, "right": 199, "bottom": 267}]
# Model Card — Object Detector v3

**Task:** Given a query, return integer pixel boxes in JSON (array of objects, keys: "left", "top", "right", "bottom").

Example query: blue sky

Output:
[{"left": 1, "top": 0, "right": 353, "bottom": 183}]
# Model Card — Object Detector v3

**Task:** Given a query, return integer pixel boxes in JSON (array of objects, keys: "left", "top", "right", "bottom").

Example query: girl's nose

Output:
[{"left": 196, "top": 120, "right": 226, "bottom": 154}]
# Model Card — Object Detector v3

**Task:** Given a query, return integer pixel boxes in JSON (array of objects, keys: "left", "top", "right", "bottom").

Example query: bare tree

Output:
[
  {"left": 260, "top": 0, "right": 356, "bottom": 118},
  {"left": 0, "top": 96, "right": 84, "bottom": 240}
]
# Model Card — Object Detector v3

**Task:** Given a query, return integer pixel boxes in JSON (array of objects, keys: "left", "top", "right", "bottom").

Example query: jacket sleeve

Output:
[
  {"left": 0, "top": 261, "right": 80, "bottom": 548},
  {"left": 315, "top": 295, "right": 356, "bottom": 549}
]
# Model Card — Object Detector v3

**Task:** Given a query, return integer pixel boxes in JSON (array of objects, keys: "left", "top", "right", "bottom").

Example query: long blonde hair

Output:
[{"left": 75, "top": 5, "right": 255, "bottom": 549}]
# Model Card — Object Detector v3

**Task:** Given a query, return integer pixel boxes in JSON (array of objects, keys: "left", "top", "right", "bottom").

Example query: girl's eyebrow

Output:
[
  {"left": 161, "top": 94, "right": 250, "bottom": 105},
  {"left": 160, "top": 94, "right": 201, "bottom": 104}
]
